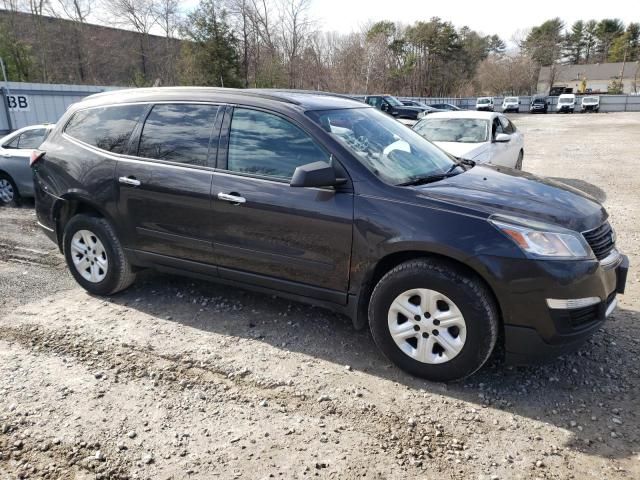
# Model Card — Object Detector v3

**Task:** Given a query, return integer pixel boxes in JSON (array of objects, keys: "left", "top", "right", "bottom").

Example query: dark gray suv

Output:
[{"left": 32, "top": 88, "right": 628, "bottom": 381}]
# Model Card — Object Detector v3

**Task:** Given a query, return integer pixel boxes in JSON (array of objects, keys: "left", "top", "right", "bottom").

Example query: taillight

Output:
[{"left": 30, "top": 150, "right": 46, "bottom": 167}]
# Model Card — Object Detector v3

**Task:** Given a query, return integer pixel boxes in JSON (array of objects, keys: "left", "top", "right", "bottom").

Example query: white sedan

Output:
[{"left": 412, "top": 111, "right": 524, "bottom": 169}]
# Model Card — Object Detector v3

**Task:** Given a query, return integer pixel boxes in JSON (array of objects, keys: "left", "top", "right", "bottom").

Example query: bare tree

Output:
[
  {"left": 278, "top": 0, "right": 313, "bottom": 88},
  {"left": 106, "top": 0, "right": 158, "bottom": 81},
  {"left": 152, "top": 0, "right": 179, "bottom": 84},
  {"left": 50, "top": 0, "right": 94, "bottom": 81}
]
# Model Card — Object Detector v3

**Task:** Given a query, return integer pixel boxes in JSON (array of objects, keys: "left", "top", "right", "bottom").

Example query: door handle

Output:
[
  {"left": 119, "top": 176, "right": 141, "bottom": 187},
  {"left": 217, "top": 192, "right": 246, "bottom": 204}
]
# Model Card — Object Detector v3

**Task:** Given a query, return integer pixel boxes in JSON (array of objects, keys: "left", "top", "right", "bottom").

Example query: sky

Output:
[
  {"left": 306, "top": 0, "right": 640, "bottom": 42},
  {"left": 179, "top": 0, "right": 640, "bottom": 45}
]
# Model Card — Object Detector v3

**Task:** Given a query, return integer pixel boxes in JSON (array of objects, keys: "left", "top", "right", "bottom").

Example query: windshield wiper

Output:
[{"left": 398, "top": 164, "right": 462, "bottom": 186}]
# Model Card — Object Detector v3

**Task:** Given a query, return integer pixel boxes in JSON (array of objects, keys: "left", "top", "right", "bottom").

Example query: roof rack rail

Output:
[
  {"left": 248, "top": 88, "right": 358, "bottom": 102},
  {"left": 83, "top": 87, "right": 303, "bottom": 106}
]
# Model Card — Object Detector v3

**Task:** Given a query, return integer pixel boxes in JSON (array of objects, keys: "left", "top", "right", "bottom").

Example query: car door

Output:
[
  {"left": 0, "top": 128, "right": 48, "bottom": 196},
  {"left": 116, "top": 103, "right": 222, "bottom": 265},
  {"left": 498, "top": 115, "right": 522, "bottom": 167},
  {"left": 211, "top": 106, "right": 353, "bottom": 302}
]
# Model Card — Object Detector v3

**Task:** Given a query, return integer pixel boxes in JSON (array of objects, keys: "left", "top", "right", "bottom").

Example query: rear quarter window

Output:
[{"left": 64, "top": 104, "right": 147, "bottom": 154}]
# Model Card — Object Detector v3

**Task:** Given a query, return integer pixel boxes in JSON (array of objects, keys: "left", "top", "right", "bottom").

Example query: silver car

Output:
[
  {"left": 0, "top": 124, "right": 54, "bottom": 204},
  {"left": 412, "top": 111, "right": 525, "bottom": 169}
]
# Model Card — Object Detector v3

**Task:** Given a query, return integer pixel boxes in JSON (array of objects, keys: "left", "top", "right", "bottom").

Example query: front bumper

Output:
[{"left": 476, "top": 252, "right": 629, "bottom": 364}]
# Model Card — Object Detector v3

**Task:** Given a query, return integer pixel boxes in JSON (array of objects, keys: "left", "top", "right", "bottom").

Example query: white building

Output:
[{"left": 537, "top": 62, "right": 640, "bottom": 95}]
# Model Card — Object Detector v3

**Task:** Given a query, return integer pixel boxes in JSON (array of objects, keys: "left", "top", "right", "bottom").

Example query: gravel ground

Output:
[{"left": 1, "top": 112, "right": 639, "bottom": 480}]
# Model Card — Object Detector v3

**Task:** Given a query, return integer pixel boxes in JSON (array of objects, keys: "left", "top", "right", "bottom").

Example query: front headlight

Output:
[{"left": 490, "top": 217, "right": 592, "bottom": 259}]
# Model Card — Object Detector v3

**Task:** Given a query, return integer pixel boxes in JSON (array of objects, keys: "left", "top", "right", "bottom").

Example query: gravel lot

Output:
[{"left": 1, "top": 112, "right": 639, "bottom": 480}]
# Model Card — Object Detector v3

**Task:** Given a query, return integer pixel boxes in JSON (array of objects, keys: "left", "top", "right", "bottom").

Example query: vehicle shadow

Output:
[
  {"left": 549, "top": 177, "right": 607, "bottom": 203},
  {"left": 105, "top": 270, "right": 638, "bottom": 460}
]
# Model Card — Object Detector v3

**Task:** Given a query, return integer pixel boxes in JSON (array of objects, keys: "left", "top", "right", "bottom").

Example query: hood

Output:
[
  {"left": 413, "top": 165, "right": 606, "bottom": 231},
  {"left": 432, "top": 142, "right": 488, "bottom": 160},
  {"left": 393, "top": 106, "right": 425, "bottom": 118}
]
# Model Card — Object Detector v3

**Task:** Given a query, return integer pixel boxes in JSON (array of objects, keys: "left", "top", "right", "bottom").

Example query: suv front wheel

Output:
[
  {"left": 63, "top": 214, "right": 136, "bottom": 295},
  {"left": 369, "top": 259, "right": 498, "bottom": 382}
]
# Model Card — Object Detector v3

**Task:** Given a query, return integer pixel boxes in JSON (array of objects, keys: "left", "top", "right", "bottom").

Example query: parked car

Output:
[
  {"left": 429, "top": 103, "right": 463, "bottom": 111},
  {"left": 476, "top": 97, "right": 494, "bottom": 111},
  {"left": 400, "top": 100, "right": 444, "bottom": 114},
  {"left": 413, "top": 111, "right": 524, "bottom": 169},
  {"left": 580, "top": 95, "right": 600, "bottom": 113},
  {"left": 502, "top": 96, "right": 520, "bottom": 113},
  {"left": 0, "top": 124, "right": 54, "bottom": 205},
  {"left": 363, "top": 95, "right": 428, "bottom": 122},
  {"left": 32, "top": 88, "right": 628, "bottom": 382},
  {"left": 557, "top": 93, "right": 576, "bottom": 113},
  {"left": 529, "top": 95, "right": 548, "bottom": 113}
]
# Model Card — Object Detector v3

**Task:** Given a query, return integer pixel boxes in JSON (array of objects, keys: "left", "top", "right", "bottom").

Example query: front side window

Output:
[
  {"left": 307, "top": 107, "right": 457, "bottom": 185},
  {"left": 227, "top": 108, "right": 329, "bottom": 179},
  {"left": 65, "top": 104, "right": 146, "bottom": 154},
  {"left": 414, "top": 118, "right": 489, "bottom": 143},
  {"left": 499, "top": 116, "right": 515, "bottom": 134},
  {"left": 137, "top": 104, "right": 219, "bottom": 166}
]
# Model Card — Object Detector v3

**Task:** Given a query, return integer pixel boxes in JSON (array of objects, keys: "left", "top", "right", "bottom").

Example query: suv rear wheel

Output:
[
  {"left": 368, "top": 259, "right": 498, "bottom": 382},
  {"left": 63, "top": 214, "right": 136, "bottom": 295}
]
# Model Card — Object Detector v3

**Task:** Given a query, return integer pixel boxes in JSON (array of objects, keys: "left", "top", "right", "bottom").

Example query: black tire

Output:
[
  {"left": 63, "top": 214, "right": 136, "bottom": 295},
  {"left": 368, "top": 259, "right": 498, "bottom": 382},
  {"left": 515, "top": 150, "right": 523, "bottom": 170},
  {"left": 0, "top": 173, "right": 21, "bottom": 206}
]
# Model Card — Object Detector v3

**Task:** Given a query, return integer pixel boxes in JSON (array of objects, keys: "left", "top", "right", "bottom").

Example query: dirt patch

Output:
[{"left": 1, "top": 113, "right": 640, "bottom": 479}]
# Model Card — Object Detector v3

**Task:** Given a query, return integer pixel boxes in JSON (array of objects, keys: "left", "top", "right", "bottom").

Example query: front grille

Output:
[{"left": 583, "top": 222, "right": 615, "bottom": 260}]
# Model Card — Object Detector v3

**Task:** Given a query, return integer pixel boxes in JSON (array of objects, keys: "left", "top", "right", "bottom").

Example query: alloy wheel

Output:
[
  {"left": 387, "top": 288, "right": 467, "bottom": 364},
  {"left": 0, "top": 178, "right": 14, "bottom": 203}
]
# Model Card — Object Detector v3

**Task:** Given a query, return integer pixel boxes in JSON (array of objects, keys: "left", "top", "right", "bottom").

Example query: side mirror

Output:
[
  {"left": 495, "top": 133, "right": 511, "bottom": 143},
  {"left": 290, "top": 161, "right": 346, "bottom": 188},
  {"left": 381, "top": 103, "right": 389, "bottom": 111}
]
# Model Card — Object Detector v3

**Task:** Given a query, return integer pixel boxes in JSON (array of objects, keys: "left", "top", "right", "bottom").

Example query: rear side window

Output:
[
  {"left": 137, "top": 104, "right": 220, "bottom": 166},
  {"left": 65, "top": 105, "right": 146, "bottom": 154},
  {"left": 227, "top": 108, "right": 328, "bottom": 179},
  {"left": 17, "top": 128, "right": 47, "bottom": 149}
]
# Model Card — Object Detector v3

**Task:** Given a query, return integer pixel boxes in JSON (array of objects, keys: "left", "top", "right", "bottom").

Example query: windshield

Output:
[
  {"left": 559, "top": 97, "right": 574, "bottom": 103},
  {"left": 505, "top": 97, "right": 518, "bottom": 103},
  {"left": 384, "top": 96, "right": 403, "bottom": 107},
  {"left": 307, "top": 108, "right": 458, "bottom": 185},
  {"left": 414, "top": 118, "right": 489, "bottom": 143},
  {"left": 583, "top": 96, "right": 598, "bottom": 103},
  {"left": 477, "top": 98, "right": 491, "bottom": 104},
  {"left": 532, "top": 98, "right": 545, "bottom": 104}
]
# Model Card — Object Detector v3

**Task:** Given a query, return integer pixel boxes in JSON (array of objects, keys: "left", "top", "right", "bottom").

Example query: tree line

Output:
[
  {"left": 523, "top": 17, "right": 640, "bottom": 66},
  {"left": 1, "top": 0, "right": 638, "bottom": 96}
]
